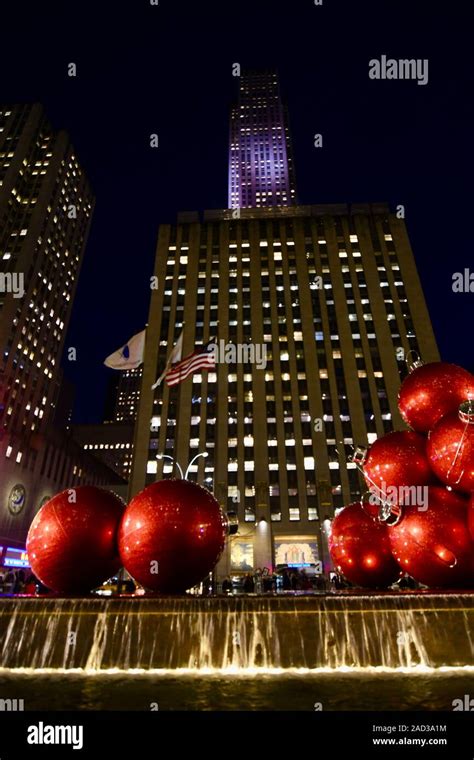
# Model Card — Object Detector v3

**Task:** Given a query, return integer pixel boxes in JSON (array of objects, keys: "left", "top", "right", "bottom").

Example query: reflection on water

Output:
[{"left": 1, "top": 670, "right": 474, "bottom": 711}]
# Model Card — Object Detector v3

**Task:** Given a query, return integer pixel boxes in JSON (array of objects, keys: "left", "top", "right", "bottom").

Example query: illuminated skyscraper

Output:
[
  {"left": 228, "top": 71, "right": 297, "bottom": 209},
  {"left": 130, "top": 74, "right": 440, "bottom": 579},
  {"left": 112, "top": 368, "right": 142, "bottom": 423},
  {"left": 131, "top": 204, "right": 439, "bottom": 575},
  {"left": 0, "top": 103, "right": 94, "bottom": 439},
  {"left": 72, "top": 368, "right": 141, "bottom": 480},
  {"left": 0, "top": 104, "right": 122, "bottom": 548}
]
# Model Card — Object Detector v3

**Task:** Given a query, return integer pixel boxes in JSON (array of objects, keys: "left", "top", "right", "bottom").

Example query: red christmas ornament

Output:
[
  {"left": 388, "top": 486, "right": 474, "bottom": 587},
  {"left": 362, "top": 431, "right": 433, "bottom": 503},
  {"left": 468, "top": 492, "right": 474, "bottom": 543},
  {"left": 329, "top": 501, "right": 401, "bottom": 588},
  {"left": 27, "top": 486, "right": 125, "bottom": 594},
  {"left": 427, "top": 401, "right": 474, "bottom": 494},
  {"left": 119, "top": 479, "right": 228, "bottom": 593},
  {"left": 398, "top": 361, "right": 474, "bottom": 434}
]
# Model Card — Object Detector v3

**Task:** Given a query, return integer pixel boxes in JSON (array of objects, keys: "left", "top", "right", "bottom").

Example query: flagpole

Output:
[
  {"left": 120, "top": 325, "right": 148, "bottom": 595},
  {"left": 173, "top": 323, "right": 183, "bottom": 480},
  {"left": 126, "top": 323, "right": 148, "bottom": 502}
]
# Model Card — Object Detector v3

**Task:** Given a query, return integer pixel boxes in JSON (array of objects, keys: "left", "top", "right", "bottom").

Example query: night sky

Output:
[{"left": 2, "top": 0, "right": 472, "bottom": 423}]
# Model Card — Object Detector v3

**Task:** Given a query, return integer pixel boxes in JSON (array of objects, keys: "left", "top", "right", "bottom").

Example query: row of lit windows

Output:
[{"left": 84, "top": 443, "right": 131, "bottom": 451}]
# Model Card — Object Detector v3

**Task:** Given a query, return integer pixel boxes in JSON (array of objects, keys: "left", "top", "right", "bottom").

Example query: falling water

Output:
[{"left": 0, "top": 593, "right": 473, "bottom": 671}]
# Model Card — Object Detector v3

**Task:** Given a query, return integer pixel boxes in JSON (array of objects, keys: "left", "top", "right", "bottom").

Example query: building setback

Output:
[
  {"left": 72, "top": 367, "right": 141, "bottom": 480},
  {"left": 130, "top": 203, "right": 440, "bottom": 574},
  {"left": 73, "top": 422, "right": 134, "bottom": 480}
]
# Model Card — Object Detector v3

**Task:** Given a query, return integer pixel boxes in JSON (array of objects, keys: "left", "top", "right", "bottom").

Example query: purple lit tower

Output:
[{"left": 228, "top": 71, "right": 297, "bottom": 209}]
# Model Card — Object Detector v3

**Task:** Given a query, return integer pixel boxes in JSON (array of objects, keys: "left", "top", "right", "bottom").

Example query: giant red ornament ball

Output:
[
  {"left": 427, "top": 401, "right": 474, "bottom": 494},
  {"left": 468, "top": 491, "right": 474, "bottom": 544},
  {"left": 119, "top": 479, "right": 228, "bottom": 593},
  {"left": 363, "top": 430, "right": 433, "bottom": 502},
  {"left": 328, "top": 501, "right": 401, "bottom": 588},
  {"left": 388, "top": 486, "right": 474, "bottom": 587},
  {"left": 398, "top": 362, "right": 474, "bottom": 434},
  {"left": 27, "top": 486, "right": 125, "bottom": 594}
]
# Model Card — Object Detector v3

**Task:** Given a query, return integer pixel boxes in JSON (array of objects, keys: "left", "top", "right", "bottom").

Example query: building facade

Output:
[
  {"left": 228, "top": 71, "right": 297, "bottom": 209},
  {"left": 130, "top": 203, "right": 440, "bottom": 575},
  {"left": 72, "top": 421, "right": 134, "bottom": 480},
  {"left": 0, "top": 103, "right": 94, "bottom": 441},
  {"left": 111, "top": 367, "right": 142, "bottom": 423},
  {"left": 0, "top": 103, "right": 122, "bottom": 547},
  {"left": 0, "top": 429, "right": 126, "bottom": 548},
  {"left": 71, "top": 367, "right": 141, "bottom": 480}
]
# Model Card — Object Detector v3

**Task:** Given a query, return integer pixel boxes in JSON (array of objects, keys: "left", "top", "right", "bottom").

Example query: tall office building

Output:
[
  {"left": 111, "top": 368, "right": 142, "bottom": 423},
  {"left": 0, "top": 104, "right": 123, "bottom": 548},
  {"left": 228, "top": 71, "right": 297, "bottom": 209},
  {"left": 0, "top": 103, "right": 94, "bottom": 439},
  {"left": 72, "top": 367, "right": 141, "bottom": 480},
  {"left": 73, "top": 422, "right": 134, "bottom": 480},
  {"left": 130, "top": 73, "right": 439, "bottom": 577},
  {"left": 130, "top": 203, "right": 439, "bottom": 574}
]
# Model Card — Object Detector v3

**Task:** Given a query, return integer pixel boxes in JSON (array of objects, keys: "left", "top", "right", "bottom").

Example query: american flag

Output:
[{"left": 165, "top": 340, "right": 216, "bottom": 387}]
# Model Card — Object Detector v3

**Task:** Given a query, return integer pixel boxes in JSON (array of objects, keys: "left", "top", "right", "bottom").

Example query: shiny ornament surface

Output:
[
  {"left": 388, "top": 486, "right": 474, "bottom": 587},
  {"left": 468, "top": 492, "right": 474, "bottom": 543},
  {"left": 27, "top": 486, "right": 125, "bottom": 594},
  {"left": 363, "top": 431, "right": 433, "bottom": 502},
  {"left": 398, "top": 362, "right": 474, "bottom": 434},
  {"left": 329, "top": 501, "right": 401, "bottom": 588},
  {"left": 119, "top": 479, "right": 227, "bottom": 593},
  {"left": 427, "top": 402, "right": 474, "bottom": 494}
]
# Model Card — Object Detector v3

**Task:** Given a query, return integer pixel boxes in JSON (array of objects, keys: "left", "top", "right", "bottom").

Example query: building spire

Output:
[{"left": 228, "top": 71, "right": 297, "bottom": 210}]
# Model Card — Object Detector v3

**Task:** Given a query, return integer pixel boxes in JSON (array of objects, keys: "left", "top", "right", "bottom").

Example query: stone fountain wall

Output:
[{"left": 0, "top": 593, "right": 473, "bottom": 671}]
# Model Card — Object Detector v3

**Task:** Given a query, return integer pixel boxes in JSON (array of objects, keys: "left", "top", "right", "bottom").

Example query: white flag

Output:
[
  {"left": 104, "top": 330, "right": 145, "bottom": 370},
  {"left": 152, "top": 330, "right": 183, "bottom": 389}
]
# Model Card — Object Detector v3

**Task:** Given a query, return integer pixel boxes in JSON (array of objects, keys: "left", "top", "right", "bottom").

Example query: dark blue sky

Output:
[{"left": 2, "top": 0, "right": 472, "bottom": 423}]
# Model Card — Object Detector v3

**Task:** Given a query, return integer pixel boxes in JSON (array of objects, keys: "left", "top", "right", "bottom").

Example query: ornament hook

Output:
[
  {"left": 405, "top": 350, "right": 423, "bottom": 373},
  {"left": 459, "top": 400, "right": 474, "bottom": 425}
]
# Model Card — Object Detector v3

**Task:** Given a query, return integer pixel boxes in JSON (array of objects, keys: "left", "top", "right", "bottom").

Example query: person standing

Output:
[{"left": 243, "top": 573, "right": 255, "bottom": 593}]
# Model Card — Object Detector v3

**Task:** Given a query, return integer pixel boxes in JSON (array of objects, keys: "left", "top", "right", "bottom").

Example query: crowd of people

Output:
[
  {"left": 0, "top": 568, "right": 42, "bottom": 594},
  {"left": 0, "top": 566, "right": 419, "bottom": 596},
  {"left": 221, "top": 567, "right": 334, "bottom": 594},
  {"left": 220, "top": 569, "right": 420, "bottom": 594}
]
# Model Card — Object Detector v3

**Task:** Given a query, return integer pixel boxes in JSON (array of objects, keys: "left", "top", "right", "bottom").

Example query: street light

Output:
[
  {"left": 184, "top": 451, "right": 208, "bottom": 480},
  {"left": 156, "top": 451, "right": 209, "bottom": 480},
  {"left": 156, "top": 453, "right": 184, "bottom": 479}
]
